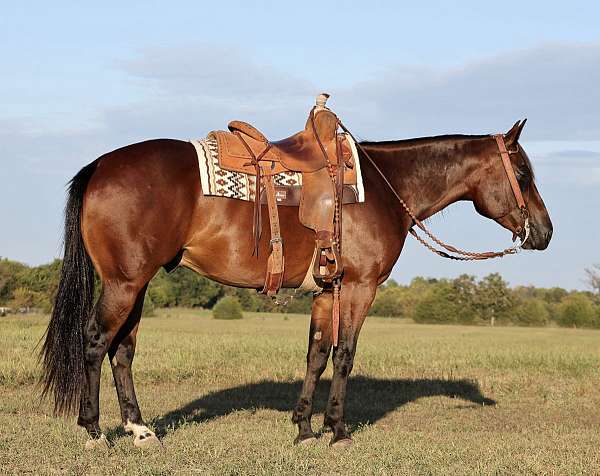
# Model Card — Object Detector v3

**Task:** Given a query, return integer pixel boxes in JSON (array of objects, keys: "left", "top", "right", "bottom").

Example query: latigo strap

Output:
[{"left": 260, "top": 172, "right": 284, "bottom": 296}]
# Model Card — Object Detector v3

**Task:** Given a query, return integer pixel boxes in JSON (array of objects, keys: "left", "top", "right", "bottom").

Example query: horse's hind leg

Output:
[
  {"left": 108, "top": 285, "right": 160, "bottom": 448},
  {"left": 292, "top": 292, "right": 333, "bottom": 444},
  {"left": 77, "top": 280, "right": 145, "bottom": 448}
]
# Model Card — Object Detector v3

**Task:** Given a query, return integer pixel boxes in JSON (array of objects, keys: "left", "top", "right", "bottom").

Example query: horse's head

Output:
[{"left": 470, "top": 120, "right": 553, "bottom": 250}]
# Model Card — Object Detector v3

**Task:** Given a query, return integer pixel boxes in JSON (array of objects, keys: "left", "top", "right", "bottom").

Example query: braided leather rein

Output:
[{"left": 337, "top": 120, "right": 531, "bottom": 261}]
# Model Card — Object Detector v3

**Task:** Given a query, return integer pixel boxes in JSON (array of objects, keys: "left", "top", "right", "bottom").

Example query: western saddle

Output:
[{"left": 209, "top": 94, "right": 354, "bottom": 344}]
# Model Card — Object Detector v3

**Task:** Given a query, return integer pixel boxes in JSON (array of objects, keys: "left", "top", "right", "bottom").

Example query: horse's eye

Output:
[{"left": 516, "top": 169, "right": 531, "bottom": 187}]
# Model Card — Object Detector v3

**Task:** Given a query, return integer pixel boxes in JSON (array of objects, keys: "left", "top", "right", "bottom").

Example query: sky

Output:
[{"left": 0, "top": 1, "right": 598, "bottom": 290}]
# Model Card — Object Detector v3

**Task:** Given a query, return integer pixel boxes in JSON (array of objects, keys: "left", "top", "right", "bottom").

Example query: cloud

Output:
[
  {"left": 102, "top": 43, "right": 330, "bottom": 139},
  {"left": 4, "top": 41, "right": 600, "bottom": 179},
  {"left": 101, "top": 41, "right": 600, "bottom": 143},
  {"left": 539, "top": 149, "right": 600, "bottom": 167},
  {"left": 534, "top": 148, "right": 600, "bottom": 170},
  {"left": 5, "top": 41, "right": 600, "bottom": 184},
  {"left": 546, "top": 150, "right": 600, "bottom": 159},
  {"left": 119, "top": 43, "right": 314, "bottom": 101},
  {"left": 532, "top": 148, "right": 600, "bottom": 185},
  {"left": 335, "top": 43, "right": 600, "bottom": 141}
]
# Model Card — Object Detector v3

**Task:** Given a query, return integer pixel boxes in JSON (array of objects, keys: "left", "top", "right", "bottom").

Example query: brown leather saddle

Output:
[{"left": 209, "top": 94, "right": 354, "bottom": 302}]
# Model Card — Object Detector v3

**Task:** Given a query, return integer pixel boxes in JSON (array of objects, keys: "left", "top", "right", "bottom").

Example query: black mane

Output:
[
  {"left": 360, "top": 134, "right": 535, "bottom": 181},
  {"left": 359, "top": 134, "right": 488, "bottom": 147}
]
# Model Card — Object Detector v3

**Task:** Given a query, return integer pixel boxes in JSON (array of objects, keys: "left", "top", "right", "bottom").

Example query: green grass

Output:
[{"left": 1, "top": 308, "right": 600, "bottom": 475}]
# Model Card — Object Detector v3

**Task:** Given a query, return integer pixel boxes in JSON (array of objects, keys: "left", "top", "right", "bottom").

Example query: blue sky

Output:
[{"left": 1, "top": 1, "right": 598, "bottom": 290}]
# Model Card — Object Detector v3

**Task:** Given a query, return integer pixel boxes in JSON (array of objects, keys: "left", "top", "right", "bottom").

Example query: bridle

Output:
[
  {"left": 337, "top": 121, "right": 531, "bottom": 261},
  {"left": 493, "top": 134, "right": 530, "bottom": 240}
]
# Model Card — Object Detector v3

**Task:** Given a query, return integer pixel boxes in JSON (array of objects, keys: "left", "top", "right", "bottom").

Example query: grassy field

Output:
[{"left": 1, "top": 308, "right": 599, "bottom": 475}]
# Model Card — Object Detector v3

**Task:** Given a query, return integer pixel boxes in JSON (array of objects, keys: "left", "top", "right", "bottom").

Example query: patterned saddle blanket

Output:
[{"left": 190, "top": 134, "right": 365, "bottom": 205}]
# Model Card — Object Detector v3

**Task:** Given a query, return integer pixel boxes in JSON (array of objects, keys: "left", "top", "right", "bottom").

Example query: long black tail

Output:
[{"left": 41, "top": 160, "right": 98, "bottom": 415}]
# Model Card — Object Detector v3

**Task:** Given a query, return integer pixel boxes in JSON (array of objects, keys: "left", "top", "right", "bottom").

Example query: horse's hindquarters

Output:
[{"left": 82, "top": 139, "right": 201, "bottom": 283}]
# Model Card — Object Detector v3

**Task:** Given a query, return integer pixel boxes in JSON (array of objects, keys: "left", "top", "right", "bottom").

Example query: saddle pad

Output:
[{"left": 190, "top": 134, "right": 365, "bottom": 203}]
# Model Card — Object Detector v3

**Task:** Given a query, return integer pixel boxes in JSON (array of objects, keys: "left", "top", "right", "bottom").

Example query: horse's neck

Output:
[{"left": 363, "top": 138, "right": 476, "bottom": 221}]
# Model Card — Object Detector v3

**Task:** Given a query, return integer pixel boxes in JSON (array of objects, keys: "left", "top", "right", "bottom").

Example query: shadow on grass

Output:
[{"left": 129, "top": 376, "right": 495, "bottom": 439}]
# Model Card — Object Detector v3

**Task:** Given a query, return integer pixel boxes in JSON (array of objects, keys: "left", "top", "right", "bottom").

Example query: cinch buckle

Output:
[{"left": 269, "top": 237, "right": 283, "bottom": 251}]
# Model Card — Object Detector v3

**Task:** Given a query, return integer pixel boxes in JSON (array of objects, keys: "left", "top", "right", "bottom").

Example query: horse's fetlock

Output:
[
  {"left": 323, "top": 414, "right": 336, "bottom": 428},
  {"left": 291, "top": 412, "right": 304, "bottom": 424}
]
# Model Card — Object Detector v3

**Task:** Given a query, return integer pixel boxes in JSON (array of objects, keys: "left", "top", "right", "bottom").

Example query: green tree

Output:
[
  {"left": 147, "top": 283, "right": 176, "bottom": 308},
  {"left": 512, "top": 298, "right": 550, "bottom": 327},
  {"left": 452, "top": 274, "right": 479, "bottom": 321},
  {"left": 142, "top": 294, "right": 156, "bottom": 317},
  {"left": 221, "top": 286, "right": 256, "bottom": 311},
  {"left": 9, "top": 287, "right": 39, "bottom": 310},
  {"left": 370, "top": 286, "right": 406, "bottom": 317},
  {"left": 413, "top": 281, "right": 477, "bottom": 324},
  {"left": 147, "top": 269, "right": 178, "bottom": 307},
  {"left": 475, "top": 273, "right": 516, "bottom": 326},
  {"left": 0, "top": 258, "right": 28, "bottom": 305},
  {"left": 18, "top": 259, "right": 61, "bottom": 294},
  {"left": 172, "top": 268, "right": 224, "bottom": 307},
  {"left": 557, "top": 293, "right": 598, "bottom": 328},
  {"left": 213, "top": 296, "right": 244, "bottom": 320},
  {"left": 401, "top": 277, "right": 439, "bottom": 319},
  {"left": 539, "top": 287, "right": 569, "bottom": 304},
  {"left": 147, "top": 268, "right": 224, "bottom": 308}
]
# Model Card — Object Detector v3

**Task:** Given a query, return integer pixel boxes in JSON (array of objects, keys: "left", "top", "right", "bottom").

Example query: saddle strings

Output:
[
  {"left": 233, "top": 130, "right": 273, "bottom": 256},
  {"left": 336, "top": 120, "right": 530, "bottom": 261}
]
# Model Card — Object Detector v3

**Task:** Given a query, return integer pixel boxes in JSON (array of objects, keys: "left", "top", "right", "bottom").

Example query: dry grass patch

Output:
[{"left": 1, "top": 310, "right": 599, "bottom": 474}]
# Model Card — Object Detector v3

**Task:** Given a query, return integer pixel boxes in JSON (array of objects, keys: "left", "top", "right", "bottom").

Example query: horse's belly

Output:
[{"left": 180, "top": 197, "right": 316, "bottom": 289}]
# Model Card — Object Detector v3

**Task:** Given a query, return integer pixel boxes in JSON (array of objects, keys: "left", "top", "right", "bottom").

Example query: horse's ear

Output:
[{"left": 504, "top": 118, "right": 527, "bottom": 146}]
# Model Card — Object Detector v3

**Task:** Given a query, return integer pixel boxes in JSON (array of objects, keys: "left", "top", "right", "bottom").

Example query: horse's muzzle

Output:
[{"left": 522, "top": 222, "right": 553, "bottom": 250}]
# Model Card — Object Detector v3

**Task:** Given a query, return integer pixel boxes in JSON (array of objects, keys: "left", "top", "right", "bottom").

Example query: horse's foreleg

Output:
[
  {"left": 323, "top": 283, "right": 376, "bottom": 447},
  {"left": 108, "top": 285, "right": 160, "bottom": 448},
  {"left": 292, "top": 292, "right": 333, "bottom": 444},
  {"left": 77, "top": 280, "right": 144, "bottom": 448}
]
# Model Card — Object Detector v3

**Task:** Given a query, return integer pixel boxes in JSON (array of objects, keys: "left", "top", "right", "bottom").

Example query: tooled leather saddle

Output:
[{"left": 209, "top": 94, "right": 353, "bottom": 342}]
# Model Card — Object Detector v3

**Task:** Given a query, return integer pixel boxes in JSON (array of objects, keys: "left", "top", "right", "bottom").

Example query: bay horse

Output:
[{"left": 41, "top": 119, "right": 552, "bottom": 449}]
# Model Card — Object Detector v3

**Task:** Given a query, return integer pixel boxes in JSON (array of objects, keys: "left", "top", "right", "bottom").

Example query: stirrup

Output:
[{"left": 312, "top": 245, "right": 342, "bottom": 281}]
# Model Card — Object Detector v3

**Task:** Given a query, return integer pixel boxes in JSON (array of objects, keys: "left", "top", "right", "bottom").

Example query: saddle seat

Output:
[
  {"left": 227, "top": 106, "right": 340, "bottom": 173},
  {"left": 212, "top": 104, "right": 346, "bottom": 176}
]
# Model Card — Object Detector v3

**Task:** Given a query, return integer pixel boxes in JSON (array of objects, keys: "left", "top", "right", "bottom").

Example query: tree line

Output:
[
  {"left": 1, "top": 257, "right": 599, "bottom": 328},
  {"left": 370, "top": 274, "right": 600, "bottom": 328},
  {"left": 0, "top": 258, "right": 312, "bottom": 316}
]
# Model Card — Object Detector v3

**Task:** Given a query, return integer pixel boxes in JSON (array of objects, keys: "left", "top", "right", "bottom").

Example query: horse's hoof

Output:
[
  {"left": 133, "top": 432, "right": 162, "bottom": 449},
  {"left": 330, "top": 437, "right": 353, "bottom": 449},
  {"left": 294, "top": 435, "right": 318, "bottom": 446},
  {"left": 85, "top": 434, "right": 109, "bottom": 450}
]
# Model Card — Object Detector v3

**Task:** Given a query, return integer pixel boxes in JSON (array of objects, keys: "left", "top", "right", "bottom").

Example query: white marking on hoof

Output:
[
  {"left": 133, "top": 433, "right": 161, "bottom": 449},
  {"left": 85, "top": 434, "right": 109, "bottom": 450},
  {"left": 125, "top": 420, "right": 161, "bottom": 449},
  {"left": 297, "top": 436, "right": 318, "bottom": 446},
  {"left": 330, "top": 438, "right": 353, "bottom": 449}
]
